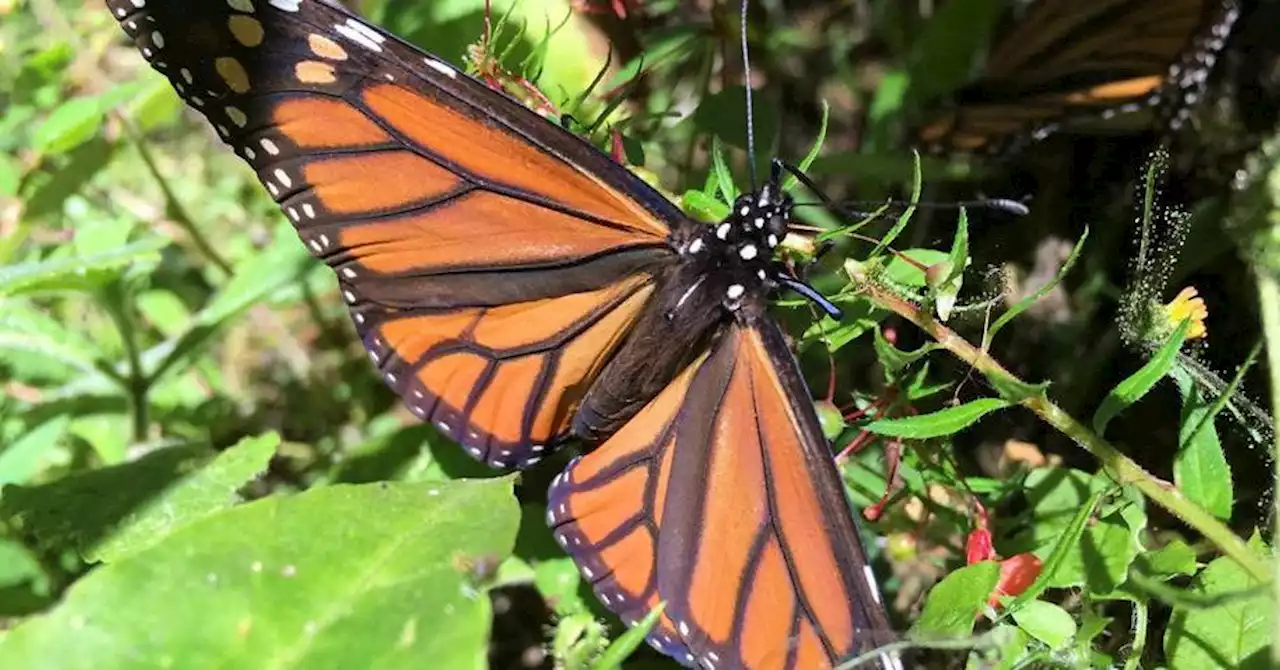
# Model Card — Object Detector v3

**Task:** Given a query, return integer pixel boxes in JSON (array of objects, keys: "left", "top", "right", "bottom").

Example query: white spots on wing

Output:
[
  {"left": 385, "top": 372, "right": 397, "bottom": 384},
  {"left": 343, "top": 290, "right": 356, "bottom": 303},
  {"left": 726, "top": 284, "right": 745, "bottom": 300},
  {"left": 677, "top": 620, "right": 690, "bottom": 637},
  {"left": 308, "top": 33, "right": 348, "bottom": 61},
  {"left": 266, "top": 181, "right": 280, "bottom": 198},
  {"left": 335, "top": 18, "right": 385, "bottom": 52},
  {"left": 424, "top": 58, "right": 457, "bottom": 79},
  {"left": 319, "top": 233, "right": 330, "bottom": 248},
  {"left": 189, "top": 95, "right": 205, "bottom": 107},
  {"left": 225, "top": 106, "right": 248, "bottom": 127},
  {"left": 341, "top": 267, "right": 356, "bottom": 279},
  {"left": 287, "top": 206, "right": 299, "bottom": 221},
  {"left": 244, "top": 145, "right": 256, "bottom": 160},
  {"left": 435, "top": 420, "right": 451, "bottom": 434},
  {"left": 302, "top": 203, "right": 316, "bottom": 219},
  {"left": 260, "top": 138, "right": 280, "bottom": 155},
  {"left": 530, "top": 445, "right": 544, "bottom": 452},
  {"left": 268, "top": 0, "right": 301, "bottom": 11},
  {"left": 273, "top": 168, "right": 292, "bottom": 189},
  {"left": 150, "top": 31, "right": 165, "bottom": 48},
  {"left": 308, "top": 239, "right": 322, "bottom": 253},
  {"left": 582, "top": 565, "right": 594, "bottom": 579},
  {"left": 130, "top": 0, "right": 144, "bottom": 7},
  {"left": 467, "top": 446, "right": 482, "bottom": 457},
  {"left": 179, "top": 67, "right": 193, "bottom": 84},
  {"left": 864, "top": 564, "right": 883, "bottom": 604}
]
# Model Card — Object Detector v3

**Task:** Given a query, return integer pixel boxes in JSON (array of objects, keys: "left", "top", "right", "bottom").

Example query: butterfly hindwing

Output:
[
  {"left": 105, "top": 0, "right": 691, "bottom": 467},
  {"left": 548, "top": 308, "right": 894, "bottom": 670}
]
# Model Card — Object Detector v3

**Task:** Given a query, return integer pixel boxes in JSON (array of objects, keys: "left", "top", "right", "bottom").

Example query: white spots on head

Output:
[
  {"left": 260, "top": 138, "right": 280, "bottom": 155},
  {"left": 753, "top": 217, "right": 764, "bottom": 229},
  {"left": 308, "top": 33, "right": 349, "bottom": 61},
  {"left": 335, "top": 18, "right": 385, "bottom": 52},
  {"left": 225, "top": 105, "right": 248, "bottom": 127},
  {"left": 757, "top": 268, "right": 767, "bottom": 280},
  {"left": 227, "top": 0, "right": 254, "bottom": 12},
  {"left": 715, "top": 223, "right": 731, "bottom": 240},
  {"left": 687, "top": 238, "right": 704, "bottom": 254},
  {"left": 424, "top": 58, "right": 458, "bottom": 79},
  {"left": 268, "top": 0, "right": 301, "bottom": 11},
  {"left": 726, "top": 284, "right": 745, "bottom": 300},
  {"left": 273, "top": 168, "right": 292, "bottom": 189},
  {"left": 738, "top": 244, "right": 758, "bottom": 260},
  {"left": 738, "top": 205, "right": 750, "bottom": 216},
  {"left": 767, "top": 233, "right": 779, "bottom": 248}
]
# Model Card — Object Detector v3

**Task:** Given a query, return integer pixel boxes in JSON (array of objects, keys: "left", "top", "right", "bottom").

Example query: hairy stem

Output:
[{"left": 846, "top": 264, "right": 1270, "bottom": 584}]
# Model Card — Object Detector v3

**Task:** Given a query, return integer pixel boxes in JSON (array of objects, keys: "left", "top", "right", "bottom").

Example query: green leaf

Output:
[
  {"left": 1007, "top": 488, "right": 1102, "bottom": 612},
  {"left": 933, "top": 208, "right": 968, "bottom": 321},
  {"left": 987, "top": 228, "right": 1087, "bottom": 345},
  {"left": 906, "top": 0, "right": 1003, "bottom": 101},
  {"left": 89, "top": 433, "right": 279, "bottom": 563},
  {"left": 0, "top": 238, "right": 168, "bottom": 298},
  {"left": 1092, "top": 319, "right": 1189, "bottom": 435},
  {"left": 1011, "top": 600, "right": 1077, "bottom": 649},
  {"left": 881, "top": 249, "right": 948, "bottom": 287},
  {"left": 802, "top": 300, "right": 884, "bottom": 351},
  {"left": 1138, "top": 540, "right": 1199, "bottom": 579},
  {"left": 0, "top": 478, "right": 520, "bottom": 670},
  {"left": 0, "top": 418, "right": 69, "bottom": 486},
  {"left": 872, "top": 326, "right": 940, "bottom": 376},
  {"left": 1164, "top": 537, "right": 1272, "bottom": 670},
  {"left": 863, "top": 398, "right": 1010, "bottom": 439},
  {"left": 912, "top": 561, "right": 1000, "bottom": 638},
  {"left": 1172, "top": 372, "right": 1233, "bottom": 519},
  {"left": 709, "top": 135, "right": 738, "bottom": 204}
]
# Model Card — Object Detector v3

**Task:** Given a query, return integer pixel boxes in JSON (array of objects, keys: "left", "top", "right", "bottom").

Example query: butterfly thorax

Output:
[{"left": 673, "top": 183, "right": 792, "bottom": 315}]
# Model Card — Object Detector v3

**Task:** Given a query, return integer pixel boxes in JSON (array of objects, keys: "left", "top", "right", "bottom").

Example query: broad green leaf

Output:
[
  {"left": 0, "top": 478, "right": 520, "bottom": 670},
  {"left": 863, "top": 398, "right": 1010, "bottom": 439},
  {"left": 1012, "top": 601, "right": 1076, "bottom": 649},
  {"left": 1138, "top": 540, "right": 1199, "bottom": 579},
  {"left": 89, "top": 433, "right": 280, "bottom": 563},
  {"left": 881, "top": 249, "right": 948, "bottom": 287},
  {"left": 0, "top": 444, "right": 213, "bottom": 559},
  {"left": 1172, "top": 373, "right": 1233, "bottom": 519},
  {"left": 0, "top": 417, "right": 69, "bottom": 486},
  {"left": 1092, "top": 320, "right": 1189, "bottom": 435},
  {"left": 913, "top": 561, "right": 1001, "bottom": 638},
  {"left": 1164, "top": 537, "right": 1272, "bottom": 670},
  {"left": 0, "top": 238, "right": 168, "bottom": 298}
]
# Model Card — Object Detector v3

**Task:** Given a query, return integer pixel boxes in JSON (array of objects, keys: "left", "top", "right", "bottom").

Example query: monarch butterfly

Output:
[
  {"left": 103, "top": 1, "right": 899, "bottom": 668},
  {"left": 917, "top": 0, "right": 1241, "bottom": 155}
]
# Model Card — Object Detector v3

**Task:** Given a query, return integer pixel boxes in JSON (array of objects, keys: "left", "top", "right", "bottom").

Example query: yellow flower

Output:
[{"left": 1165, "top": 286, "right": 1208, "bottom": 340}]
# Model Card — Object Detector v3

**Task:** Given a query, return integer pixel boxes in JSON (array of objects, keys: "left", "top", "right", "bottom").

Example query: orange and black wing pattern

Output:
[
  {"left": 548, "top": 308, "right": 898, "bottom": 670},
  {"left": 105, "top": 0, "right": 692, "bottom": 468},
  {"left": 918, "top": 0, "right": 1240, "bottom": 155}
]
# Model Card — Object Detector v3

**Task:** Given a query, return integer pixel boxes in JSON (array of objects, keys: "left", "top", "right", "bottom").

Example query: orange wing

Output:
[
  {"left": 106, "top": 0, "right": 695, "bottom": 467},
  {"left": 918, "top": 0, "right": 1238, "bottom": 154},
  {"left": 548, "top": 315, "right": 898, "bottom": 669}
]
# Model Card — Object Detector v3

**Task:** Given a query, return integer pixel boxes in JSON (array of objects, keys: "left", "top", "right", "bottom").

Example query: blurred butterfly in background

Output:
[
  {"left": 104, "top": 0, "right": 900, "bottom": 668},
  {"left": 917, "top": 0, "right": 1241, "bottom": 156}
]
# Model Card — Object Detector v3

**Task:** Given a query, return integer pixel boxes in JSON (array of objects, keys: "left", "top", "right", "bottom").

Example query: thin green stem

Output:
[
  {"left": 1257, "top": 269, "right": 1280, "bottom": 662},
  {"left": 101, "top": 281, "right": 149, "bottom": 443},
  {"left": 846, "top": 265, "right": 1271, "bottom": 584},
  {"left": 115, "top": 113, "right": 233, "bottom": 276}
]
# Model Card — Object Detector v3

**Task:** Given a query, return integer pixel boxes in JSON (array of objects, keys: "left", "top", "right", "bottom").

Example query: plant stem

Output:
[
  {"left": 846, "top": 264, "right": 1271, "bottom": 584},
  {"left": 1257, "top": 269, "right": 1280, "bottom": 660}
]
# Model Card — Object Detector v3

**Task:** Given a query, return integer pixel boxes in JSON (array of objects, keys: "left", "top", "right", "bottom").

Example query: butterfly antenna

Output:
[{"left": 740, "top": 0, "right": 758, "bottom": 191}]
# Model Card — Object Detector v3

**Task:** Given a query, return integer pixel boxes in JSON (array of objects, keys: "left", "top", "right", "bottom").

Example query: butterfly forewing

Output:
[
  {"left": 919, "top": 0, "right": 1240, "bottom": 155},
  {"left": 106, "top": 0, "right": 689, "bottom": 467},
  {"left": 548, "top": 310, "right": 896, "bottom": 670}
]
